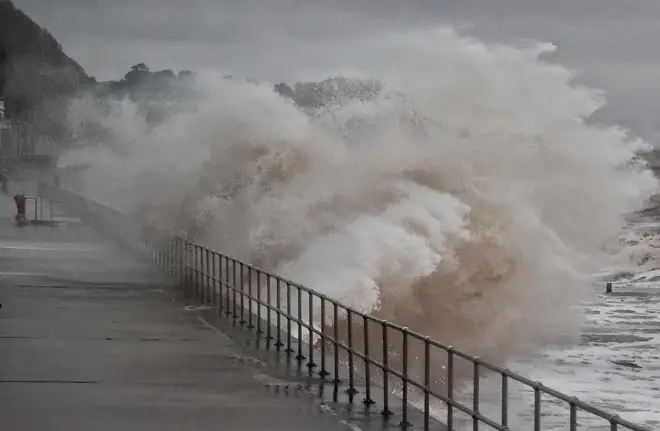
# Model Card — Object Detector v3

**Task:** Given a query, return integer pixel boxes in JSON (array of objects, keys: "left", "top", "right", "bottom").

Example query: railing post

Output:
[
  {"left": 381, "top": 320, "right": 392, "bottom": 416},
  {"left": 212, "top": 251, "right": 219, "bottom": 310},
  {"left": 232, "top": 259, "right": 238, "bottom": 321},
  {"left": 206, "top": 248, "right": 212, "bottom": 305},
  {"left": 306, "top": 291, "right": 316, "bottom": 369},
  {"left": 240, "top": 262, "right": 246, "bottom": 326},
  {"left": 186, "top": 241, "right": 192, "bottom": 297},
  {"left": 423, "top": 337, "right": 431, "bottom": 431},
  {"left": 333, "top": 302, "right": 340, "bottom": 384},
  {"left": 266, "top": 275, "right": 273, "bottom": 341},
  {"left": 363, "top": 315, "right": 374, "bottom": 406},
  {"left": 534, "top": 382, "right": 541, "bottom": 431},
  {"left": 502, "top": 370, "right": 509, "bottom": 428},
  {"left": 256, "top": 269, "right": 262, "bottom": 334},
  {"left": 401, "top": 327, "right": 410, "bottom": 428},
  {"left": 195, "top": 245, "right": 201, "bottom": 300},
  {"left": 610, "top": 417, "right": 619, "bottom": 431},
  {"left": 474, "top": 358, "right": 481, "bottom": 431},
  {"left": 447, "top": 347, "right": 454, "bottom": 430},
  {"left": 247, "top": 267, "right": 254, "bottom": 329},
  {"left": 296, "top": 287, "right": 305, "bottom": 361},
  {"left": 224, "top": 256, "right": 231, "bottom": 317},
  {"left": 346, "top": 309, "right": 356, "bottom": 397},
  {"left": 569, "top": 397, "right": 577, "bottom": 431},
  {"left": 192, "top": 244, "right": 197, "bottom": 299},
  {"left": 275, "top": 279, "right": 283, "bottom": 348},
  {"left": 318, "top": 297, "right": 329, "bottom": 378},
  {"left": 286, "top": 283, "right": 293, "bottom": 353}
]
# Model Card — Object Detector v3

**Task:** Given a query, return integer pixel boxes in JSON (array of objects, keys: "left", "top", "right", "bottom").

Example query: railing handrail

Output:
[{"left": 40, "top": 180, "right": 651, "bottom": 431}]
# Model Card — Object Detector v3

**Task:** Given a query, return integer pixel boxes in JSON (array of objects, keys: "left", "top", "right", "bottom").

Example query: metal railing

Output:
[
  {"left": 40, "top": 181, "right": 650, "bottom": 431},
  {"left": 18, "top": 195, "right": 67, "bottom": 222},
  {"left": 23, "top": 196, "right": 40, "bottom": 221}
]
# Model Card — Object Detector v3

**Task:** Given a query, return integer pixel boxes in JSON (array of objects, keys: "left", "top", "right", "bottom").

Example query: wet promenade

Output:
[{"left": 0, "top": 194, "right": 360, "bottom": 431}]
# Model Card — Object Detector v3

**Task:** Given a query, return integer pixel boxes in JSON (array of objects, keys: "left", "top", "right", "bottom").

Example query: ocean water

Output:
[
  {"left": 507, "top": 280, "right": 660, "bottom": 429},
  {"left": 441, "top": 217, "right": 660, "bottom": 430}
]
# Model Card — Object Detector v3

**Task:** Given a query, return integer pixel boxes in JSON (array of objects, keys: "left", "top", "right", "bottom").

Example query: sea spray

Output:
[{"left": 60, "top": 27, "right": 657, "bottom": 367}]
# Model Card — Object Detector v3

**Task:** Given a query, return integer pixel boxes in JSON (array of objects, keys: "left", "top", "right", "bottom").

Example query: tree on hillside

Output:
[
  {"left": 131, "top": 63, "right": 149, "bottom": 74},
  {"left": 123, "top": 63, "right": 150, "bottom": 85}
]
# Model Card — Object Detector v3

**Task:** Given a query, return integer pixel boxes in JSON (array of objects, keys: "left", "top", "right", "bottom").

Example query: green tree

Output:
[{"left": 123, "top": 63, "right": 150, "bottom": 85}]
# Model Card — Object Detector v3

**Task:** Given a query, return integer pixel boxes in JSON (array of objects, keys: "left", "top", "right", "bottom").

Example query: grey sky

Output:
[{"left": 12, "top": 0, "right": 660, "bottom": 141}]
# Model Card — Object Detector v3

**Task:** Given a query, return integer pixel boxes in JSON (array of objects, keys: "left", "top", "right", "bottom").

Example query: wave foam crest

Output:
[{"left": 61, "top": 27, "right": 657, "bottom": 361}]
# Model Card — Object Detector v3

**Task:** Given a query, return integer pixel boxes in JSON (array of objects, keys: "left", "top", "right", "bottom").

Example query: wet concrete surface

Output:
[
  {"left": 0, "top": 196, "right": 361, "bottom": 431},
  {"left": 192, "top": 305, "right": 448, "bottom": 431}
]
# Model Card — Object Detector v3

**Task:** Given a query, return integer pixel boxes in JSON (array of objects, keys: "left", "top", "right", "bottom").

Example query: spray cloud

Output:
[{"left": 60, "top": 27, "right": 657, "bottom": 362}]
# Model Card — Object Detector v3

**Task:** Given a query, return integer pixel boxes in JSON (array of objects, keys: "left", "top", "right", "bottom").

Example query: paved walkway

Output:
[{"left": 0, "top": 195, "right": 355, "bottom": 431}]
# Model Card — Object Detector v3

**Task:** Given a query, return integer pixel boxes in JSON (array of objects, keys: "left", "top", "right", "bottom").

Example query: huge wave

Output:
[{"left": 59, "top": 27, "right": 657, "bottom": 364}]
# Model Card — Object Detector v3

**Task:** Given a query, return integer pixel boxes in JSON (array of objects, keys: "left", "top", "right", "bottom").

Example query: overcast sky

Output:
[{"left": 12, "top": 0, "right": 660, "bottom": 141}]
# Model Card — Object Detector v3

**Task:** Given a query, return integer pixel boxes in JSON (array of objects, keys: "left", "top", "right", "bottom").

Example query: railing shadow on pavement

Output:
[{"left": 38, "top": 181, "right": 651, "bottom": 431}]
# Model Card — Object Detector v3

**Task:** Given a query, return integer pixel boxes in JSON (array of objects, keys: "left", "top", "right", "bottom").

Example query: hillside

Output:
[{"left": 0, "top": 0, "right": 89, "bottom": 113}]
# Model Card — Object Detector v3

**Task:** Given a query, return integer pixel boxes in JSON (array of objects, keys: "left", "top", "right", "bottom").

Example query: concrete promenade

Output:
[{"left": 0, "top": 194, "right": 357, "bottom": 431}]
